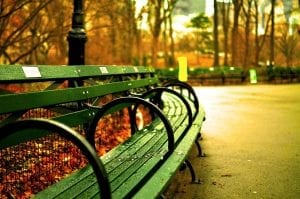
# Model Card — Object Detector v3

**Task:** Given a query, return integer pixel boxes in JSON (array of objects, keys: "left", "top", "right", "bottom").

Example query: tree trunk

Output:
[
  {"left": 243, "top": 0, "right": 253, "bottom": 68},
  {"left": 231, "top": 0, "right": 242, "bottom": 67},
  {"left": 254, "top": 0, "right": 272, "bottom": 67},
  {"left": 213, "top": 0, "right": 219, "bottom": 67},
  {"left": 148, "top": 0, "right": 164, "bottom": 67},
  {"left": 123, "top": 0, "right": 135, "bottom": 64},
  {"left": 152, "top": 35, "right": 159, "bottom": 67},
  {"left": 169, "top": 11, "right": 175, "bottom": 66},
  {"left": 109, "top": 13, "right": 117, "bottom": 63},
  {"left": 221, "top": 2, "right": 230, "bottom": 66},
  {"left": 163, "top": 9, "right": 168, "bottom": 66}
]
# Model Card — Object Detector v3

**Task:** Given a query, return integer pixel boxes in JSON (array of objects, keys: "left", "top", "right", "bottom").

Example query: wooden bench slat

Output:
[
  {"left": 108, "top": 131, "right": 166, "bottom": 182},
  {"left": 161, "top": 93, "right": 192, "bottom": 142},
  {"left": 0, "top": 78, "right": 158, "bottom": 114},
  {"left": 100, "top": 120, "right": 165, "bottom": 164},
  {"left": 35, "top": 121, "right": 170, "bottom": 198},
  {"left": 0, "top": 65, "right": 156, "bottom": 82},
  {"left": 132, "top": 105, "right": 205, "bottom": 198},
  {"left": 112, "top": 152, "right": 165, "bottom": 198},
  {"left": 0, "top": 65, "right": 79, "bottom": 81},
  {"left": 108, "top": 125, "right": 168, "bottom": 190},
  {"left": 77, "top": 65, "right": 155, "bottom": 77},
  {"left": 34, "top": 166, "right": 97, "bottom": 198}
]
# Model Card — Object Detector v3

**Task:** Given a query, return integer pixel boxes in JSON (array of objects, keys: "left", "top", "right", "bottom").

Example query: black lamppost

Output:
[{"left": 68, "top": 0, "right": 87, "bottom": 66}]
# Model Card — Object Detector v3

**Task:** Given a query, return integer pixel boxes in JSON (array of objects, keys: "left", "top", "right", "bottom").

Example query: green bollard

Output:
[{"left": 249, "top": 69, "right": 257, "bottom": 84}]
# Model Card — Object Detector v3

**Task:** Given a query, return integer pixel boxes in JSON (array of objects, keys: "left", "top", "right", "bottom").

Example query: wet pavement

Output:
[{"left": 164, "top": 84, "right": 300, "bottom": 199}]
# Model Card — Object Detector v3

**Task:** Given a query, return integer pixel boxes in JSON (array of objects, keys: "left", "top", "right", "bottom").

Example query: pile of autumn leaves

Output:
[{"left": 0, "top": 137, "right": 88, "bottom": 198}]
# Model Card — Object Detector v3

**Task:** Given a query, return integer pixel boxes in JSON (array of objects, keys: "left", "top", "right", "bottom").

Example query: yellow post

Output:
[{"left": 178, "top": 56, "right": 188, "bottom": 82}]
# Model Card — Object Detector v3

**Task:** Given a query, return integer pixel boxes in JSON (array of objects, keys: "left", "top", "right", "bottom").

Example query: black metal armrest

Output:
[
  {"left": 86, "top": 96, "right": 175, "bottom": 155},
  {"left": 163, "top": 80, "right": 200, "bottom": 119},
  {"left": 139, "top": 87, "right": 193, "bottom": 127}
]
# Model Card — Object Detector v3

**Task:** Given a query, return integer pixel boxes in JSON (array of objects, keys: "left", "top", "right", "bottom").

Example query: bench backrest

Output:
[{"left": 0, "top": 65, "right": 158, "bottom": 146}]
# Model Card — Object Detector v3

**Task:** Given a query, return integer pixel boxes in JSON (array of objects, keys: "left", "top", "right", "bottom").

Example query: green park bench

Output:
[
  {"left": 157, "top": 67, "right": 246, "bottom": 85},
  {"left": 266, "top": 66, "right": 300, "bottom": 83},
  {"left": 222, "top": 66, "right": 246, "bottom": 84},
  {"left": 190, "top": 67, "right": 224, "bottom": 85},
  {"left": 0, "top": 64, "right": 205, "bottom": 198},
  {"left": 191, "top": 67, "right": 245, "bottom": 85}
]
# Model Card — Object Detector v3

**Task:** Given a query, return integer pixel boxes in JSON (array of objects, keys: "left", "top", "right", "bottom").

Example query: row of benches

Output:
[
  {"left": 158, "top": 66, "right": 300, "bottom": 85},
  {"left": 157, "top": 67, "right": 246, "bottom": 85},
  {"left": 0, "top": 65, "right": 205, "bottom": 198}
]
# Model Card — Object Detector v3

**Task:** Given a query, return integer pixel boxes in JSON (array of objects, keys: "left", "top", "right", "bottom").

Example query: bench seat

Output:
[
  {"left": 35, "top": 119, "right": 169, "bottom": 198},
  {"left": 1, "top": 94, "right": 204, "bottom": 199},
  {"left": 134, "top": 100, "right": 205, "bottom": 198},
  {"left": 35, "top": 95, "right": 187, "bottom": 199}
]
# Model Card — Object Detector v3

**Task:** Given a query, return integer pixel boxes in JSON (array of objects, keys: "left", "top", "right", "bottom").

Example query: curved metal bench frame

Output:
[
  {"left": 163, "top": 80, "right": 200, "bottom": 120},
  {"left": 86, "top": 96, "right": 175, "bottom": 154},
  {"left": 138, "top": 87, "right": 193, "bottom": 143},
  {"left": 163, "top": 80, "right": 205, "bottom": 157}
]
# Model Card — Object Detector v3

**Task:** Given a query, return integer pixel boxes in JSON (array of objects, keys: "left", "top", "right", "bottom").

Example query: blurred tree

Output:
[
  {"left": 277, "top": 26, "right": 299, "bottom": 67},
  {"left": 147, "top": 0, "right": 165, "bottom": 67},
  {"left": 213, "top": 0, "right": 219, "bottom": 66},
  {"left": 1, "top": 0, "right": 299, "bottom": 67},
  {"left": 0, "top": 0, "right": 57, "bottom": 64},
  {"left": 162, "top": 0, "right": 178, "bottom": 67},
  {"left": 189, "top": 13, "right": 211, "bottom": 64},
  {"left": 146, "top": 0, "right": 178, "bottom": 67},
  {"left": 253, "top": 0, "right": 271, "bottom": 67},
  {"left": 85, "top": 0, "right": 138, "bottom": 65},
  {"left": 220, "top": 1, "right": 230, "bottom": 66},
  {"left": 177, "top": 34, "right": 194, "bottom": 52},
  {"left": 46, "top": 1, "right": 71, "bottom": 64},
  {"left": 122, "top": 0, "right": 136, "bottom": 64},
  {"left": 190, "top": 13, "right": 211, "bottom": 30},
  {"left": 242, "top": 0, "right": 254, "bottom": 68},
  {"left": 133, "top": 2, "right": 147, "bottom": 66},
  {"left": 231, "top": 0, "right": 243, "bottom": 66}
]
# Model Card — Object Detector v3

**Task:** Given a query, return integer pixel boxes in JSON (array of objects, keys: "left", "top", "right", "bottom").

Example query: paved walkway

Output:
[{"left": 164, "top": 84, "right": 300, "bottom": 199}]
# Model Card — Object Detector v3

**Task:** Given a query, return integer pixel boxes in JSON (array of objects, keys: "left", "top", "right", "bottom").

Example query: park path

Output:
[{"left": 164, "top": 84, "right": 300, "bottom": 199}]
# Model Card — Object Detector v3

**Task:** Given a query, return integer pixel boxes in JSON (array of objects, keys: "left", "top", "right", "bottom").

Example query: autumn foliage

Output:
[
  {"left": 0, "top": 86, "right": 152, "bottom": 198},
  {"left": 0, "top": 135, "right": 88, "bottom": 198},
  {"left": 94, "top": 106, "right": 152, "bottom": 156}
]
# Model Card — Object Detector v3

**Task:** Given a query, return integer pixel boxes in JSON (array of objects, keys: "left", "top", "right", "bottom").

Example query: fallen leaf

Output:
[{"left": 221, "top": 174, "right": 232, "bottom": 177}]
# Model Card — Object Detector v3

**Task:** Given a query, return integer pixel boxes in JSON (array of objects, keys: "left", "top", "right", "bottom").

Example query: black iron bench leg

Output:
[
  {"left": 195, "top": 116, "right": 206, "bottom": 157},
  {"left": 197, "top": 131, "right": 203, "bottom": 140},
  {"left": 180, "top": 159, "right": 201, "bottom": 184},
  {"left": 195, "top": 132, "right": 205, "bottom": 157}
]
